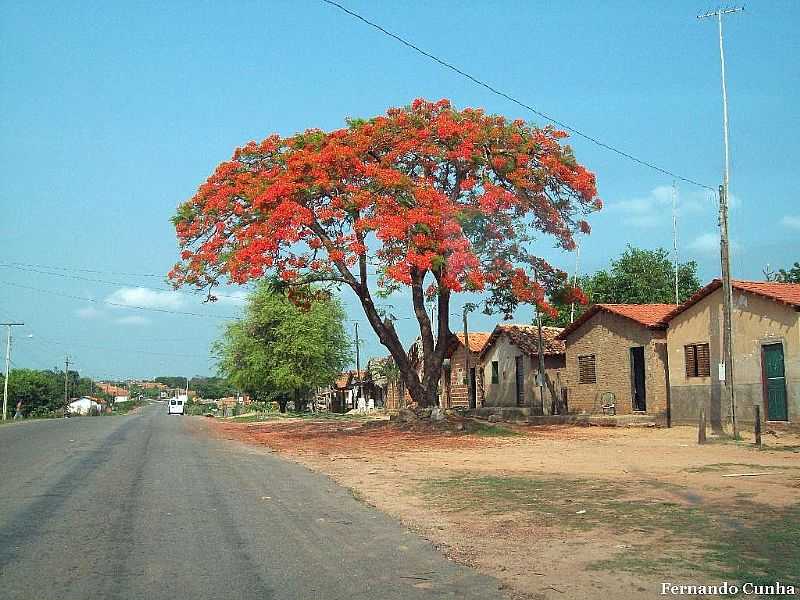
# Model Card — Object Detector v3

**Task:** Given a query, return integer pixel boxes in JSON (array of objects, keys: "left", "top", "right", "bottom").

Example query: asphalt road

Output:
[{"left": 0, "top": 403, "right": 504, "bottom": 600}]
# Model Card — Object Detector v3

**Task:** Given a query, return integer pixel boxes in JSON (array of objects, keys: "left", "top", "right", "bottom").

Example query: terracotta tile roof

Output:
[
  {"left": 480, "top": 324, "right": 565, "bottom": 358},
  {"left": 335, "top": 370, "right": 366, "bottom": 389},
  {"left": 453, "top": 331, "right": 492, "bottom": 354},
  {"left": 556, "top": 303, "right": 675, "bottom": 340},
  {"left": 664, "top": 279, "right": 800, "bottom": 321}
]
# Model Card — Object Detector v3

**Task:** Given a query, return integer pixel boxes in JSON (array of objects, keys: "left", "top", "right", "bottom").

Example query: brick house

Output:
[
  {"left": 479, "top": 324, "right": 566, "bottom": 414},
  {"left": 665, "top": 280, "right": 800, "bottom": 431},
  {"left": 441, "top": 332, "right": 491, "bottom": 408},
  {"left": 556, "top": 304, "right": 675, "bottom": 422}
]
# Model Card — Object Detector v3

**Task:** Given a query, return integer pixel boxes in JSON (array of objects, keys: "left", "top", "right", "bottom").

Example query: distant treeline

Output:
[
  {"left": 151, "top": 376, "right": 237, "bottom": 400},
  {"left": 0, "top": 369, "right": 110, "bottom": 418}
]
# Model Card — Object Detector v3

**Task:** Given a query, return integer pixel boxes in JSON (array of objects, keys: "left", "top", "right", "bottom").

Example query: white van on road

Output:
[{"left": 167, "top": 398, "right": 185, "bottom": 415}]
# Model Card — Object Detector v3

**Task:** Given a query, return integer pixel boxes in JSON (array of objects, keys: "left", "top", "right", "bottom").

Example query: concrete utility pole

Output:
[
  {"left": 64, "top": 355, "right": 71, "bottom": 408},
  {"left": 2, "top": 323, "right": 24, "bottom": 421},
  {"left": 462, "top": 303, "right": 476, "bottom": 409},
  {"left": 354, "top": 322, "right": 363, "bottom": 409},
  {"left": 699, "top": 6, "right": 744, "bottom": 437}
]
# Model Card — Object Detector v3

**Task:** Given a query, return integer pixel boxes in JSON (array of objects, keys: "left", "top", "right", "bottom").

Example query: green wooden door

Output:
[{"left": 763, "top": 343, "right": 788, "bottom": 421}]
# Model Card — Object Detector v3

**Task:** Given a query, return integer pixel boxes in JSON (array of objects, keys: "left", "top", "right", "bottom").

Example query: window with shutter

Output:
[
  {"left": 685, "top": 344, "right": 697, "bottom": 377},
  {"left": 696, "top": 343, "right": 710, "bottom": 376},
  {"left": 578, "top": 355, "right": 596, "bottom": 384},
  {"left": 684, "top": 343, "right": 710, "bottom": 378}
]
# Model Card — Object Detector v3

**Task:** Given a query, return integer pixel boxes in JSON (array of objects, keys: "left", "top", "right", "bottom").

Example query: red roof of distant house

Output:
[
  {"left": 664, "top": 279, "right": 800, "bottom": 321},
  {"left": 480, "top": 324, "right": 565, "bottom": 358},
  {"left": 453, "top": 332, "right": 492, "bottom": 354},
  {"left": 556, "top": 303, "right": 676, "bottom": 340}
]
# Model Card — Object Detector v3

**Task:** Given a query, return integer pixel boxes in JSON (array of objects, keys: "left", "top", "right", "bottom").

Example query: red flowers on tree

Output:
[{"left": 170, "top": 99, "right": 600, "bottom": 407}]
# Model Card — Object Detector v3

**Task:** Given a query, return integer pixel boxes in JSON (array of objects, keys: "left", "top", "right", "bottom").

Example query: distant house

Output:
[
  {"left": 441, "top": 332, "right": 491, "bottom": 409},
  {"left": 330, "top": 370, "right": 367, "bottom": 413},
  {"left": 556, "top": 304, "right": 675, "bottom": 421},
  {"left": 68, "top": 397, "right": 104, "bottom": 415},
  {"left": 666, "top": 280, "right": 800, "bottom": 431},
  {"left": 367, "top": 356, "right": 403, "bottom": 410},
  {"left": 480, "top": 324, "right": 566, "bottom": 414}
]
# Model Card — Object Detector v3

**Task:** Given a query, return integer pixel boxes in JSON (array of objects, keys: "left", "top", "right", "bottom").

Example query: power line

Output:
[
  {"left": 321, "top": 0, "right": 715, "bottom": 191},
  {"left": 32, "top": 335, "right": 212, "bottom": 359},
  {"left": 0, "top": 281, "right": 237, "bottom": 320},
  {"left": 1, "top": 260, "right": 163, "bottom": 278},
  {"left": 0, "top": 262, "right": 249, "bottom": 302}
]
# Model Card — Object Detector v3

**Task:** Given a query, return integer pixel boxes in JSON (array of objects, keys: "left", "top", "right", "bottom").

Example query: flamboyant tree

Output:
[{"left": 170, "top": 99, "right": 600, "bottom": 407}]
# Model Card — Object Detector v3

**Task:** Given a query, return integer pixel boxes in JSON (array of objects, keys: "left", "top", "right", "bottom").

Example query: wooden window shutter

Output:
[
  {"left": 578, "top": 355, "right": 596, "bottom": 384},
  {"left": 696, "top": 344, "right": 710, "bottom": 377},
  {"left": 684, "top": 344, "right": 697, "bottom": 378}
]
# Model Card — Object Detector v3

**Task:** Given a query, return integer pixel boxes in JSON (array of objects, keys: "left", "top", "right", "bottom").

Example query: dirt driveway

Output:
[{"left": 213, "top": 417, "right": 800, "bottom": 600}]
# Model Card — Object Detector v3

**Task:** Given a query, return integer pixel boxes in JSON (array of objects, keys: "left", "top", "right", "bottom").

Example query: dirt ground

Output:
[{"left": 211, "top": 417, "right": 800, "bottom": 600}]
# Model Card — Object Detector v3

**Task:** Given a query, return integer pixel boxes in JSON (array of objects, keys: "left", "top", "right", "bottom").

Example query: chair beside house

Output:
[{"left": 556, "top": 304, "right": 675, "bottom": 423}]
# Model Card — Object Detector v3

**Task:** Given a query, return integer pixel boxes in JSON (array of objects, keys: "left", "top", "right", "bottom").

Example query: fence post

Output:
[
  {"left": 698, "top": 408, "right": 707, "bottom": 444},
  {"left": 753, "top": 404, "right": 762, "bottom": 448}
]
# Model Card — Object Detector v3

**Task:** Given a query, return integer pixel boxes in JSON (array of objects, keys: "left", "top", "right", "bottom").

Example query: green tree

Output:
[
  {"left": 544, "top": 246, "right": 702, "bottom": 327},
  {"left": 188, "top": 376, "right": 236, "bottom": 400},
  {"left": 214, "top": 283, "right": 352, "bottom": 412},
  {"left": 765, "top": 261, "right": 800, "bottom": 284},
  {"left": 1, "top": 369, "right": 62, "bottom": 416}
]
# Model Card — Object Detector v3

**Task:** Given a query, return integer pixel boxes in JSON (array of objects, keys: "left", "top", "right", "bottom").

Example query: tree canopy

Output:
[
  {"left": 1, "top": 368, "right": 100, "bottom": 417},
  {"left": 213, "top": 282, "right": 352, "bottom": 411},
  {"left": 544, "top": 246, "right": 702, "bottom": 327},
  {"left": 765, "top": 261, "right": 800, "bottom": 284},
  {"left": 171, "top": 99, "right": 600, "bottom": 406}
]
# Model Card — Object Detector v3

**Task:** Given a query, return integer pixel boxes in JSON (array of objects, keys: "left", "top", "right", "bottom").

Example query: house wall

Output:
[
  {"left": 442, "top": 344, "right": 484, "bottom": 408},
  {"left": 667, "top": 288, "right": 800, "bottom": 430},
  {"left": 481, "top": 334, "right": 565, "bottom": 413},
  {"left": 563, "top": 312, "right": 668, "bottom": 421}
]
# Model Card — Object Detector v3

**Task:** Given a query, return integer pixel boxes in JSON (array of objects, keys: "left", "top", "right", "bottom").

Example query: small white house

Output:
[
  {"left": 114, "top": 395, "right": 130, "bottom": 404},
  {"left": 68, "top": 397, "right": 104, "bottom": 415}
]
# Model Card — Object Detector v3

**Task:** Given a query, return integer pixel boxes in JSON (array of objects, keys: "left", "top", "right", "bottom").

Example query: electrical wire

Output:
[
  {"left": 0, "top": 262, "right": 249, "bottom": 302},
  {"left": 0, "top": 281, "right": 237, "bottom": 320},
  {"left": 321, "top": 0, "right": 715, "bottom": 191}
]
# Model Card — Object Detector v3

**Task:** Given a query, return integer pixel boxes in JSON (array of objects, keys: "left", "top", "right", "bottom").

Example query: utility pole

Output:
[
  {"left": 462, "top": 303, "right": 476, "bottom": 409},
  {"left": 354, "top": 322, "right": 363, "bottom": 410},
  {"left": 533, "top": 271, "right": 546, "bottom": 416},
  {"left": 672, "top": 181, "right": 680, "bottom": 305},
  {"left": 699, "top": 6, "right": 743, "bottom": 438},
  {"left": 569, "top": 238, "right": 581, "bottom": 323},
  {"left": 64, "top": 355, "right": 71, "bottom": 408},
  {"left": 535, "top": 307, "right": 546, "bottom": 416},
  {"left": 2, "top": 323, "right": 24, "bottom": 421}
]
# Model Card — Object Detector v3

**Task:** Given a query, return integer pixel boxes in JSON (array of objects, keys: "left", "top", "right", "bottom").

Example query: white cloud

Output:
[
  {"left": 688, "top": 232, "right": 720, "bottom": 255},
  {"left": 115, "top": 315, "right": 151, "bottom": 326},
  {"left": 781, "top": 215, "right": 800, "bottom": 230},
  {"left": 106, "top": 287, "right": 185, "bottom": 310},
  {"left": 605, "top": 186, "right": 710, "bottom": 228},
  {"left": 76, "top": 305, "right": 104, "bottom": 320},
  {"left": 687, "top": 232, "right": 742, "bottom": 257}
]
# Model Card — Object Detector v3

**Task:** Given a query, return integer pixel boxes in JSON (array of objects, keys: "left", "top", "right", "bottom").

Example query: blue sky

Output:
[{"left": 1, "top": 1, "right": 797, "bottom": 380}]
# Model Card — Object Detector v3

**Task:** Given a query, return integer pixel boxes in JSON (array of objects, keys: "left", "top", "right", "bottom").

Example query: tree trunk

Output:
[{"left": 277, "top": 397, "right": 288, "bottom": 413}]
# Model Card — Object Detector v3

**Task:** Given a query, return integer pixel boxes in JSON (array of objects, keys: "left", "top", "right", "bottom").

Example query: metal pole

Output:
[
  {"left": 699, "top": 6, "right": 743, "bottom": 438},
  {"left": 569, "top": 239, "right": 581, "bottom": 324},
  {"left": 672, "top": 181, "right": 680, "bottom": 305},
  {"left": 2, "top": 323, "right": 24, "bottom": 421}
]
